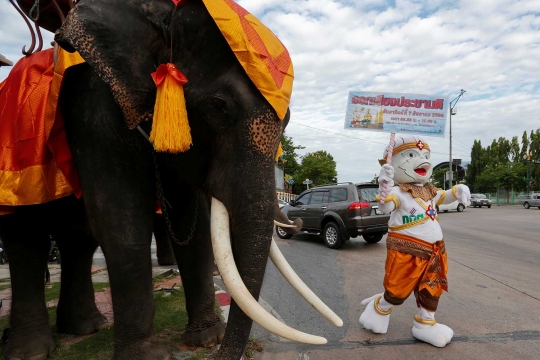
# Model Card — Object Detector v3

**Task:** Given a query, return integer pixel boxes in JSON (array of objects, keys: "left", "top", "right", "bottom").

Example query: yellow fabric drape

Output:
[{"left": 202, "top": 0, "right": 294, "bottom": 120}]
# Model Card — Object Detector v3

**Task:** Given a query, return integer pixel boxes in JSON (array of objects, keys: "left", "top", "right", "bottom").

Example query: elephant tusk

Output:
[
  {"left": 269, "top": 239, "right": 344, "bottom": 327},
  {"left": 274, "top": 220, "right": 296, "bottom": 228},
  {"left": 210, "top": 197, "right": 327, "bottom": 345}
]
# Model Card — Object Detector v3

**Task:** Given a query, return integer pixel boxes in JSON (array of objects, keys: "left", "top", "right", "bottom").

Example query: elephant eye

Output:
[{"left": 200, "top": 95, "right": 237, "bottom": 132}]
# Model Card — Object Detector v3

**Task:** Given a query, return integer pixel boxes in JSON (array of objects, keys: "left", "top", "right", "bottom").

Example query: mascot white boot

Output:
[{"left": 359, "top": 134, "right": 470, "bottom": 348}]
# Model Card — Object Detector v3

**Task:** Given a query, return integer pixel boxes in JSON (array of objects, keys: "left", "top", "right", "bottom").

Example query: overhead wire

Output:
[{"left": 289, "top": 121, "right": 471, "bottom": 158}]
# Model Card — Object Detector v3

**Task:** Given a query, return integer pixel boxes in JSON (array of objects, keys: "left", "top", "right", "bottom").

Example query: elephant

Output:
[
  {"left": 0, "top": 196, "right": 108, "bottom": 359},
  {"left": 154, "top": 213, "right": 177, "bottom": 266},
  {"left": 0, "top": 188, "right": 221, "bottom": 360},
  {"left": 5, "top": 0, "right": 341, "bottom": 359}
]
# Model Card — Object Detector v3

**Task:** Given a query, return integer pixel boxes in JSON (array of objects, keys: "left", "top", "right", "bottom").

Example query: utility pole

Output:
[
  {"left": 524, "top": 152, "right": 532, "bottom": 195},
  {"left": 448, "top": 89, "right": 466, "bottom": 189}
]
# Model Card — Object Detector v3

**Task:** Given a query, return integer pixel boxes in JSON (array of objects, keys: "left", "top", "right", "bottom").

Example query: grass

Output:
[
  {"left": 90, "top": 268, "right": 107, "bottom": 275},
  {"left": 186, "top": 348, "right": 212, "bottom": 359},
  {"left": 0, "top": 283, "right": 190, "bottom": 359},
  {"left": 0, "top": 280, "right": 109, "bottom": 298},
  {"left": 44, "top": 283, "right": 109, "bottom": 303},
  {"left": 152, "top": 271, "right": 178, "bottom": 284},
  {"left": 245, "top": 338, "right": 263, "bottom": 360}
]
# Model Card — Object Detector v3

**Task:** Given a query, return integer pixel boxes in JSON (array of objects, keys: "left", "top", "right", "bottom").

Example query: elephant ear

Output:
[{"left": 55, "top": 0, "right": 173, "bottom": 129}]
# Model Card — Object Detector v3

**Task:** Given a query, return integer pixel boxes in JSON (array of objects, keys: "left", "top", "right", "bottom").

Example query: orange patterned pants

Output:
[{"left": 383, "top": 232, "right": 448, "bottom": 312}]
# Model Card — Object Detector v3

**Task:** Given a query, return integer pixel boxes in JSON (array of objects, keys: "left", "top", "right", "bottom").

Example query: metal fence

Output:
[
  {"left": 484, "top": 189, "right": 528, "bottom": 205},
  {"left": 276, "top": 191, "right": 297, "bottom": 203}
]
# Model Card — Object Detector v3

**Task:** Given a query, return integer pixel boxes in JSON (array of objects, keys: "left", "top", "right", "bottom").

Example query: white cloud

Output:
[{"left": 1, "top": 0, "right": 539, "bottom": 183}]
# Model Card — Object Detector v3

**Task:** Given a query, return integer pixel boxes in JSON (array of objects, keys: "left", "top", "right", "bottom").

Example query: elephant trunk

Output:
[
  {"left": 211, "top": 189, "right": 327, "bottom": 359},
  {"left": 212, "top": 189, "right": 272, "bottom": 359},
  {"left": 274, "top": 199, "right": 303, "bottom": 234}
]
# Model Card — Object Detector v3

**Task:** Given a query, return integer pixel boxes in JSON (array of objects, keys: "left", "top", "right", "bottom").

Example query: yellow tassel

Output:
[
  {"left": 275, "top": 142, "right": 283, "bottom": 162},
  {"left": 150, "top": 65, "right": 192, "bottom": 153}
]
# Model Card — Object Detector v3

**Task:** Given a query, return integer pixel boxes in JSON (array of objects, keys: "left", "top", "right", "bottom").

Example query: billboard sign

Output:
[{"left": 344, "top": 91, "right": 449, "bottom": 137}]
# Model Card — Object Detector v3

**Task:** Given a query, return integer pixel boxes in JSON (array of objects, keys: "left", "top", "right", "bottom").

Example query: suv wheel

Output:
[
  {"left": 457, "top": 203, "right": 465, "bottom": 212},
  {"left": 275, "top": 225, "right": 293, "bottom": 239},
  {"left": 524, "top": 202, "right": 530, "bottom": 209},
  {"left": 363, "top": 232, "right": 384, "bottom": 243},
  {"left": 488, "top": 205, "right": 492, "bottom": 209},
  {"left": 323, "top": 222, "right": 343, "bottom": 249}
]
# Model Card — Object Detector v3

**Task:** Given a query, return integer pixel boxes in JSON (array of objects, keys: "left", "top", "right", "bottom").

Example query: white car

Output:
[
  {"left": 278, "top": 199, "right": 288, "bottom": 209},
  {"left": 436, "top": 200, "right": 470, "bottom": 213}
]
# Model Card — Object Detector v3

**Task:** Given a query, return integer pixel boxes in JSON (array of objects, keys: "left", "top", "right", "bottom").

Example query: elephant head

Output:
[{"left": 55, "top": 0, "right": 341, "bottom": 358}]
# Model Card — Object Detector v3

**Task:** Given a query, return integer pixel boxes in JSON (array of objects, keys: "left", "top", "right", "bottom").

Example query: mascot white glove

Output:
[
  {"left": 455, "top": 184, "right": 471, "bottom": 205},
  {"left": 378, "top": 164, "right": 395, "bottom": 192}
]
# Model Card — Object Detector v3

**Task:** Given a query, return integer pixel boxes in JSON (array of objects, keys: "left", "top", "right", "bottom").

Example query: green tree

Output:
[
  {"left": 294, "top": 150, "right": 338, "bottom": 192},
  {"left": 520, "top": 130, "right": 530, "bottom": 160},
  {"left": 529, "top": 129, "right": 540, "bottom": 189},
  {"left": 510, "top": 136, "right": 520, "bottom": 162},
  {"left": 279, "top": 132, "right": 304, "bottom": 182},
  {"left": 465, "top": 140, "right": 484, "bottom": 192},
  {"left": 476, "top": 163, "right": 526, "bottom": 202},
  {"left": 475, "top": 166, "right": 498, "bottom": 194},
  {"left": 431, "top": 168, "right": 445, "bottom": 189},
  {"left": 496, "top": 137, "right": 511, "bottom": 163}
]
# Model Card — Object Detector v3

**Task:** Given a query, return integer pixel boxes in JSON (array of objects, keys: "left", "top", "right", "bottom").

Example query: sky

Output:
[{"left": 1, "top": 0, "right": 540, "bottom": 183}]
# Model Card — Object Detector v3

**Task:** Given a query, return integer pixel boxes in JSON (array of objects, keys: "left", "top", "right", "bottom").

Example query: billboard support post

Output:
[{"left": 448, "top": 89, "right": 466, "bottom": 189}]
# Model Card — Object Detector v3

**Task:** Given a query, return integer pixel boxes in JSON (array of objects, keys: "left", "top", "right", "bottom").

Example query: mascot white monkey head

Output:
[{"left": 380, "top": 134, "right": 433, "bottom": 185}]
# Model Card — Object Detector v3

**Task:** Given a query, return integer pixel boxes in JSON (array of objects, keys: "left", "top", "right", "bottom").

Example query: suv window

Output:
[
  {"left": 358, "top": 187, "right": 378, "bottom": 202},
  {"left": 329, "top": 188, "right": 348, "bottom": 202},
  {"left": 295, "top": 193, "right": 311, "bottom": 205},
  {"left": 278, "top": 182, "right": 390, "bottom": 249},
  {"left": 310, "top": 191, "right": 327, "bottom": 204}
]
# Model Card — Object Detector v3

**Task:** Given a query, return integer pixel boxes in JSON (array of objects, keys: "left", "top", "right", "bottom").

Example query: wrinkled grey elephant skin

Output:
[
  {"left": 0, "top": 196, "right": 107, "bottom": 360},
  {"left": 50, "top": 0, "right": 289, "bottom": 359}
]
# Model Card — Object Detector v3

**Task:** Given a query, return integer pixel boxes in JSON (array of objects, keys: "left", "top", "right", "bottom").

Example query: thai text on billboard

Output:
[{"left": 344, "top": 91, "right": 448, "bottom": 137}]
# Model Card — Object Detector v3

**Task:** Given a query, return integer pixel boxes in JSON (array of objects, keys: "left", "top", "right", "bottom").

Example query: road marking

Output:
[
  {"left": 213, "top": 276, "right": 290, "bottom": 343},
  {"left": 262, "top": 330, "right": 540, "bottom": 352}
]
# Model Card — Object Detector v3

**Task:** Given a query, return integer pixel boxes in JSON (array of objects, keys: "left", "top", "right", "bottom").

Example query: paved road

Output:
[{"left": 252, "top": 205, "right": 540, "bottom": 360}]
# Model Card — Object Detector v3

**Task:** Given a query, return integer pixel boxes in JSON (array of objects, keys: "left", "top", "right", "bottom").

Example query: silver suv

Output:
[
  {"left": 470, "top": 194, "right": 492, "bottom": 208},
  {"left": 276, "top": 182, "right": 389, "bottom": 249},
  {"left": 519, "top": 193, "right": 540, "bottom": 209}
]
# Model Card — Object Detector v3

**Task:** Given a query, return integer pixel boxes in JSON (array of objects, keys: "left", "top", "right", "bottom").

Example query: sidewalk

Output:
[{"left": 0, "top": 264, "right": 235, "bottom": 358}]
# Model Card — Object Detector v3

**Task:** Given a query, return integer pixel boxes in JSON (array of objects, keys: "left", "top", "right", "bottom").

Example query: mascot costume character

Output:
[{"left": 359, "top": 134, "right": 470, "bottom": 347}]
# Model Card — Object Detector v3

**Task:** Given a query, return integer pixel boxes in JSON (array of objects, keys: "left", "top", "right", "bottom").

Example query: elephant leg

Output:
[
  {"left": 0, "top": 214, "right": 55, "bottom": 360},
  {"left": 79, "top": 179, "right": 170, "bottom": 360},
  {"left": 77, "top": 175, "right": 170, "bottom": 359},
  {"left": 153, "top": 214, "right": 176, "bottom": 266},
  {"left": 92, "top": 200, "right": 171, "bottom": 360},
  {"left": 54, "top": 229, "right": 107, "bottom": 334},
  {"left": 61, "top": 65, "right": 170, "bottom": 360},
  {"left": 167, "top": 189, "right": 225, "bottom": 347}
]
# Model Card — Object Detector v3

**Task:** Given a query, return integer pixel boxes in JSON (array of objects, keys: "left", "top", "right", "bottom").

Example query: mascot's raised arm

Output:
[{"left": 359, "top": 134, "right": 470, "bottom": 348}]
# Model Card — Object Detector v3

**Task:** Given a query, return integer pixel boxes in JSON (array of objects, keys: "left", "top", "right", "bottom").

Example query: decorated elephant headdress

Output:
[{"left": 150, "top": 0, "right": 294, "bottom": 152}]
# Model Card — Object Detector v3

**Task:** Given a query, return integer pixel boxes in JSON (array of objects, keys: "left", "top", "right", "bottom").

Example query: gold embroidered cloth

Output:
[
  {"left": 398, "top": 183, "right": 438, "bottom": 202},
  {"left": 202, "top": 0, "right": 294, "bottom": 120}
]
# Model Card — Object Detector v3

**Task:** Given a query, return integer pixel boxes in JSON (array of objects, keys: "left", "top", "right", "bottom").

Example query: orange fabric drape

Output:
[
  {"left": 0, "top": 48, "right": 84, "bottom": 213},
  {"left": 383, "top": 233, "right": 448, "bottom": 302}
]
